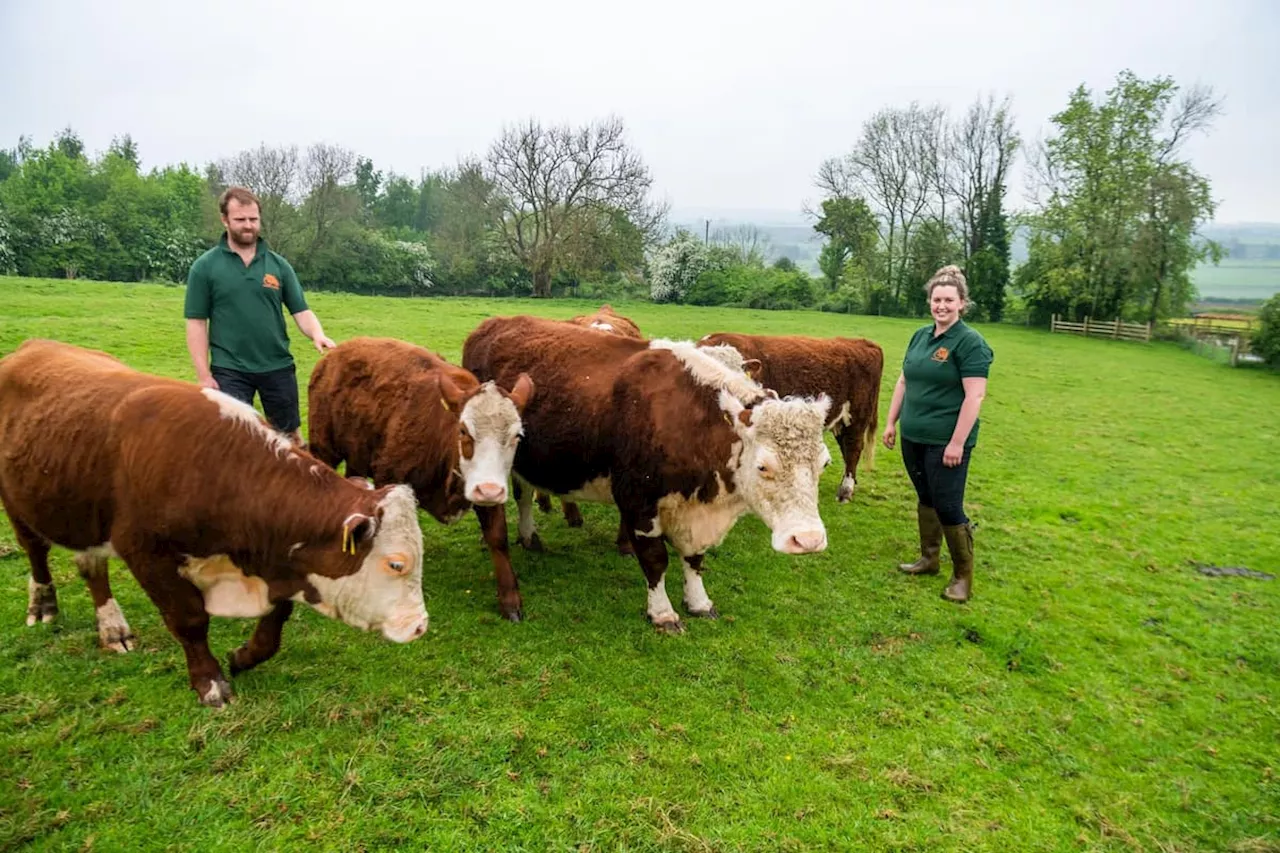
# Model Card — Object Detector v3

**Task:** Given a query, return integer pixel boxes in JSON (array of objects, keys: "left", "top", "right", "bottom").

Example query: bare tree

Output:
[
  {"left": 485, "top": 116, "right": 663, "bottom": 297},
  {"left": 840, "top": 103, "right": 946, "bottom": 304},
  {"left": 948, "top": 94, "right": 1021, "bottom": 261},
  {"left": 711, "top": 224, "right": 773, "bottom": 266},
  {"left": 217, "top": 143, "right": 300, "bottom": 236},
  {"left": 301, "top": 143, "right": 358, "bottom": 249}
]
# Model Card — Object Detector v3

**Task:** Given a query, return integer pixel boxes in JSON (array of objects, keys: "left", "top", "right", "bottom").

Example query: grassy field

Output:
[
  {"left": 1, "top": 276, "right": 1278, "bottom": 852},
  {"left": 1191, "top": 258, "right": 1280, "bottom": 302}
]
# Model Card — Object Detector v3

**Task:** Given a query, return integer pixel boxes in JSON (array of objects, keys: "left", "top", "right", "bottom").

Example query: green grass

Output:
[
  {"left": 1192, "top": 258, "right": 1280, "bottom": 302},
  {"left": 1, "top": 275, "right": 1278, "bottom": 853}
]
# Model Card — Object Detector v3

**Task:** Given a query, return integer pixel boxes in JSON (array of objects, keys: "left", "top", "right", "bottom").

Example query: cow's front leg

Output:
[
  {"left": 628, "top": 523, "right": 682, "bottom": 634},
  {"left": 74, "top": 551, "right": 135, "bottom": 652},
  {"left": 474, "top": 503, "right": 523, "bottom": 622},
  {"left": 123, "top": 550, "right": 231, "bottom": 708},
  {"left": 681, "top": 553, "right": 718, "bottom": 619},
  {"left": 561, "top": 500, "right": 584, "bottom": 528},
  {"left": 228, "top": 600, "right": 293, "bottom": 675},
  {"left": 513, "top": 477, "right": 543, "bottom": 552}
]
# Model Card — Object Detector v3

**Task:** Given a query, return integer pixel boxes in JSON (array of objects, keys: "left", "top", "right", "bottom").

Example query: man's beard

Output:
[{"left": 229, "top": 229, "right": 258, "bottom": 248}]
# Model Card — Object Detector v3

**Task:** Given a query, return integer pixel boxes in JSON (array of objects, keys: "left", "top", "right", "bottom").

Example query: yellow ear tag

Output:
[
  {"left": 441, "top": 398, "right": 449, "bottom": 411},
  {"left": 342, "top": 526, "right": 351, "bottom": 555}
]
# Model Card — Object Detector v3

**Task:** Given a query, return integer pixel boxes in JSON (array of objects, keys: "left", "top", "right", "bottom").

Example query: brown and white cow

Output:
[
  {"left": 0, "top": 339, "right": 428, "bottom": 707},
  {"left": 537, "top": 304, "right": 647, "bottom": 528},
  {"left": 698, "top": 333, "right": 884, "bottom": 503},
  {"left": 566, "top": 303, "right": 645, "bottom": 339},
  {"left": 463, "top": 316, "right": 832, "bottom": 632},
  {"left": 307, "top": 336, "right": 534, "bottom": 621}
]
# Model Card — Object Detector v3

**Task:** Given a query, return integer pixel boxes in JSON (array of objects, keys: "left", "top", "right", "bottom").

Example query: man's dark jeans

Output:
[
  {"left": 900, "top": 437, "right": 973, "bottom": 526},
  {"left": 210, "top": 364, "right": 301, "bottom": 435}
]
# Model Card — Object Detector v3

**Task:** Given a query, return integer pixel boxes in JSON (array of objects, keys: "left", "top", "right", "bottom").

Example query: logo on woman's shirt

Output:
[{"left": 931, "top": 346, "right": 950, "bottom": 363}]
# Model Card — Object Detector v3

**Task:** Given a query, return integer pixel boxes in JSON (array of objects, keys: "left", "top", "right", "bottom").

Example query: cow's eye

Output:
[{"left": 381, "top": 553, "right": 411, "bottom": 575}]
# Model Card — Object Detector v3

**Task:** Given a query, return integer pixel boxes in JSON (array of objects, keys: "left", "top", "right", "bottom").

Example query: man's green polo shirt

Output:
[
  {"left": 184, "top": 234, "right": 308, "bottom": 374},
  {"left": 900, "top": 319, "right": 994, "bottom": 448}
]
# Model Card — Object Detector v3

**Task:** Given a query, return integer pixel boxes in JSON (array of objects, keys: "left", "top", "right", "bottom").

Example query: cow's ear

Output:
[
  {"left": 718, "top": 391, "right": 753, "bottom": 433},
  {"left": 507, "top": 372, "right": 535, "bottom": 411},
  {"left": 341, "top": 512, "right": 379, "bottom": 555},
  {"left": 439, "top": 373, "right": 465, "bottom": 414},
  {"left": 742, "top": 358, "right": 763, "bottom": 381}
]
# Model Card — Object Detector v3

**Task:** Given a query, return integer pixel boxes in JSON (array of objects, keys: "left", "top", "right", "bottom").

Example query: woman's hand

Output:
[
  {"left": 943, "top": 440, "right": 964, "bottom": 467},
  {"left": 882, "top": 423, "right": 896, "bottom": 450}
]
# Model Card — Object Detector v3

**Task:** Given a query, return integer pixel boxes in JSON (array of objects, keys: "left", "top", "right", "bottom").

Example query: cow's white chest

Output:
[
  {"left": 656, "top": 482, "right": 747, "bottom": 555},
  {"left": 179, "top": 555, "right": 274, "bottom": 618},
  {"left": 566, "top": 475, "right": 614, "bottom": 504}
]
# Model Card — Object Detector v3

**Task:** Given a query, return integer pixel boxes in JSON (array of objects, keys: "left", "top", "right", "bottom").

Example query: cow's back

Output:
[
  {"left": 700, "top": 332, "right": 883, "bottom": 403},
  {"left": 307, "top": 337, "right": 478, "bottom": 518},
  {"left": 0, "top": 340, "right": 176, "bottom": 548},
  {"left": 463, "top": 315, "right": 648, "bottom": 492}
]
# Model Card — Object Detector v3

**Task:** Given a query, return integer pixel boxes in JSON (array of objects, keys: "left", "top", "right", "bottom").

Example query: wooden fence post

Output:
[
  {"left": 1051, "top": 314, "right": 1057, "bottom": 334},
  {"left": 1113, "top": 318, "right": 1121, "bottom": 339},
  {"left": 1083, "top": 315, "right": 1091, "bottom": 337},
  {"left": 1145, "top": 322, "right": 1152, "bottom": 342}
]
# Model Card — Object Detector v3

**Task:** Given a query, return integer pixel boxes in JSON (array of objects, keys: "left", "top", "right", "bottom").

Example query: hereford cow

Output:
[
  {"left": 463, "top": 316, "right": 832, "bottom": 633},
  {"left": 698, "top": 333, "right": 884, "bottom": 503},
  {"left": 0, "top": 339, "right": 427, "bottom": 708},
  {"left": 566, "top": 303, "right": 644, "bottom": 339},
  {"left": 307, "top": 337, "right": 534, "bottom": 621},
  {"left": 537, "top": 304, "right": 647, "bottom": 528}
]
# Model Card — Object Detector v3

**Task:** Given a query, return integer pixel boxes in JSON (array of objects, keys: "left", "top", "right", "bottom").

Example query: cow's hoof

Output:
[
  {"left": 519, "top": 533, "right": 544, "bottom": 552},
  {"left": 501, "top": 607, "right": 524, "bottom": 623},
  {"left": 198, "top": 677, "right": 233, "bottom": 709},
  {"left": 535, "top": 495, "right": 553, "bottom": 514},
  {"left": 96, "top": 601, "right": 134, "bottom": 652},
  {"left": 227, "top": 647, "right": 257, "bottom": 676},
  {"left": 617, "top": 542, "right": 635, "bottom": 556},
  {"left": 648, "top": 615, "right": 686, "bottom": 635},
  {"left": 100, "top": 626, "right": 136, "bottom": 654},
  {"left": 26, "top": 582, "right": 58, "bottom": 626},
  {"left": 566, "top": 515, "right": 584, "bottom": 529},
  {"left": 685, "top": 603, "right": 720, "bottom": 620},
  {"left": 836, "top": 492, "right": 853, "bottom": 504}
]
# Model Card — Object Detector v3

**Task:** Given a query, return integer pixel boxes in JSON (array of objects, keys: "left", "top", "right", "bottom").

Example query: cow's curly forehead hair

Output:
[
  {"left": 460, "top": 382, "right": 524, "bottom": 437},
  {"left": 219, "top": 186, "right": 261, "bottom": 216},
  {"left": 751, "top": 396, "right": 830, "bottom": 456}
]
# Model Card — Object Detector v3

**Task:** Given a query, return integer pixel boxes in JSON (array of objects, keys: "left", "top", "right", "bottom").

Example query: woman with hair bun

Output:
[{"left": 881, "top": 265, "right": 994, "bottom": 603}]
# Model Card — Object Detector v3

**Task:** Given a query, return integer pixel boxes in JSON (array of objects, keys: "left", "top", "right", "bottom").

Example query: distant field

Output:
[
  {"left": 1, "top": 276, "right": 1278, "bottom": 852},
  {"left": 1191, "top": 258, "right": 1280, "bottom": 301}
]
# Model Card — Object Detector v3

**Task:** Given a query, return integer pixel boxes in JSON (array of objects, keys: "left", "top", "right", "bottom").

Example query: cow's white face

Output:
[
  {"left": 302, "top": 485, "right": 428, "bottom": 642},
  {"left": 458, "top": 382, "right": 525, "bottom": 506},
  {"left": 721, "top": 391, "right": 831, "bottom": 554}
]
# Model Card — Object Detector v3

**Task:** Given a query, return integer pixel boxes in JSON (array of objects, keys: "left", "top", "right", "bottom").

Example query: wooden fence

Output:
[{"left": 1050, "top": 315, "right": 1152, "bottom": 343}]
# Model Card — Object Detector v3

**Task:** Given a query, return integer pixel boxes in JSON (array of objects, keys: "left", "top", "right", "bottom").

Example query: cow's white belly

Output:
[
  {"left": 656, "top": 485, "right": 748, "bottom": 555},
  {"left": 179, "top": 555, "right": 274, "bottom": 618},
  {"left": 565, "top": 475, "right": 614, "bottom": 504}
]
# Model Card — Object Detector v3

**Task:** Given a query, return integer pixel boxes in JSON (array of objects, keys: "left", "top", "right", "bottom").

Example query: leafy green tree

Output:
[
  {"left": 967, "top": 187, "right": 1010, "bottom": 321},
  {"left": 813, "top": 196, "right": 879, "bottom": 291},
  {"left": 1018, "top": 71, "right": 1221, "bottom": 323},
  {"left": 1252, "top": 294, "right": 1280, "bottom": 365}
]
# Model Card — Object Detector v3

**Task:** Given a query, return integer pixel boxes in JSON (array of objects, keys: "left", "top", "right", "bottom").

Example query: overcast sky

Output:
[{"left": 2, "top": 0, "right": 1276, "bottom": 225}]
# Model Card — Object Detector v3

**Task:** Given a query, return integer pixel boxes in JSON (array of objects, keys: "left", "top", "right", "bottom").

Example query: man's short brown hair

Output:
[{"left": 218, "top": 186, "right": 261, "bottom": 216}]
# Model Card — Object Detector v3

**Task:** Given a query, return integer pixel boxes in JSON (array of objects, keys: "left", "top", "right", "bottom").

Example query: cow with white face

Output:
[
  {"left": 307, "top": 336, "right": 534, "bottom": 621},
  {"left": 462, "top": 317, "right": 833, "bottom": 632},
  {"left": 0, "top": 339, "right": 430, "bottom": 708}
]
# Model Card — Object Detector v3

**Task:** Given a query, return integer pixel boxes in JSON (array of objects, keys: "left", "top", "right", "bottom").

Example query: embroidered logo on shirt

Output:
[
  {"left": 931, "top": 346, "right": 950, "bottom": 363},
  {"left": 262, "top": 273, "right": 280, "bottom": 290}
]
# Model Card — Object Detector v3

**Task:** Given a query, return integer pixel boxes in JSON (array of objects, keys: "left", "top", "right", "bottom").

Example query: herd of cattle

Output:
[{"left": 0, "top": 306, "right": 884, "bottom": 707}]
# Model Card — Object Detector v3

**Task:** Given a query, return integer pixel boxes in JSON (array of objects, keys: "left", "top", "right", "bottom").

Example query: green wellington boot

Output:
[
  {"left": 898, "top": 503, "right": 942, "bottom": 576},
  {"left": 941, "top": 522, "right": 974, "bottom": 603}
]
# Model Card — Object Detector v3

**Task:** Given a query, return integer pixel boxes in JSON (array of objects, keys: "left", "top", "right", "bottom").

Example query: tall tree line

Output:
[{"left": 0, "top": 117, "right": 665, "bottom": 299}]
